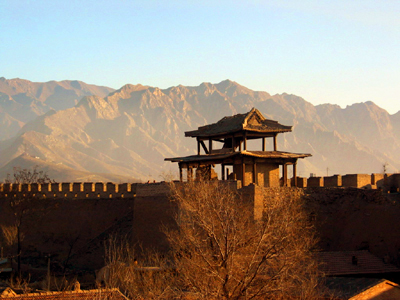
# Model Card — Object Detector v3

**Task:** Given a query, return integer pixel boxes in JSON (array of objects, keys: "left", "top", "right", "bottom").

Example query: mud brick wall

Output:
[
  {"left": 342, "top": 174, "right": 372, "bottom": 188},
  {"left": 304, "top": 188, "right": 400, "bottom": 267},
  {"left": 371, "top": 173, "right": 385, "bottom": 188},
  {"left": 295, "top": 177, "right": 307, "bottom": 188},
  {"left": 308, "top": 176, "right": 324, "bottom": 187},
  {"left": 135, "top": 182, "right": 171, "bottom": 197},
  {"left": 324, "top": 175, "right": 342, "bottom": 187}
]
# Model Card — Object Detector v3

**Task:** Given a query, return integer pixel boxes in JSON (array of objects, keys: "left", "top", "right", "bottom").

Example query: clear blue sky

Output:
[{"left": 1, "top": 0, "right": 399, "bottom": 113}]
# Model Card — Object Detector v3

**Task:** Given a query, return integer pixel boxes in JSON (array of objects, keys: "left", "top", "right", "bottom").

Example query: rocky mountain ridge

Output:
[
  {"left": 0, "top": 77, "right": 114, "bottom": 140},
  {"left": 0, "top": 77, "right": 399, "bottom": 182}
]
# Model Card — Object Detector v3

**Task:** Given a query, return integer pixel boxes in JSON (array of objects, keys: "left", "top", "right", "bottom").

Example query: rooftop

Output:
[
  {"left": 0, "top": 288, "right": 128, "bottom": 300},
  {"left": 316, "top": 250, "right": 400, "bottom": 276},
  {"left": 185, "top": 108, "right": 291, "bottom": 138},
  {"left": 324, "top": 277, "right": 389, "bottom": 299},
  {"left": 165, "top": 150, "right": 311, "bottom": 164}
]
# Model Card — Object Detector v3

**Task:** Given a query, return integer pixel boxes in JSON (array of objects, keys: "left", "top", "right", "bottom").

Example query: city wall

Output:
[{"left": 1, "top": 176, "right": 400, "bottom": 271}]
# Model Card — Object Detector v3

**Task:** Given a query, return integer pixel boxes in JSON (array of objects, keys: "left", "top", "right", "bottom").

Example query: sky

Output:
[{"left": 1, "top": 0, "right": 400, "bottom": 113}]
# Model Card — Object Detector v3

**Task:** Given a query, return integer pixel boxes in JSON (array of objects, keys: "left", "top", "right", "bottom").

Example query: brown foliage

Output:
[
  {"left": 102, "top": 237, "right": 178, "bottom": 299},
  {"left": 165, "top": 181, "right": 321, "bottom": 300}
]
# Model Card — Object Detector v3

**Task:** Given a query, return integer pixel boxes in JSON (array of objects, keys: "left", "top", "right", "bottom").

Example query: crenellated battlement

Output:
[
  {"left": 1, "top": 173, "right": 399, "bottom": 201},
  {"left": 291, "top": 173, "right": 400, "bottom": 191},
  {"left": 0, "top": 182, "right": 174, "bottom": 200}
]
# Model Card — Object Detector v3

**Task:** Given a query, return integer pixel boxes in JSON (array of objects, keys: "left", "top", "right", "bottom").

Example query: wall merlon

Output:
[
  {"left": 324, "top": 175, "right": 342, "bottom": 187},
  {"left": 41, "top": 183, "right": 51, "bottom": 192},
  {"left": 95, "top": 182, "right": 105, "bottom": 192},
  {"left": 62, "top": 183, "right": 72, "bottom": 192},
  {"left": 51, "top": 183, "right": 61, "bottom": 192},
  {"left": 342, "top": 174, "right": 372, "bottom": 188},
  {"left": 295, "top": 177, "right": 307, "bottom": 188},
  {"left": 308, "top": 177, "right": 324, "bottom": 187},
  {"left": 107, "top": 182, "right": 117, "bottom": 193},
  {"left": 73, "top": 182, "right": 83, "bottom": 192},
  {"left": 118, "top": 183, "right": 131, "bottom": 192}
]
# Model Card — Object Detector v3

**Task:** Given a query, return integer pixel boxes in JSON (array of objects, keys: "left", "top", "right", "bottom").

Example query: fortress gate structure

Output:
[{"left": 165, "top": 108, "right": 311, "bottom": 187}]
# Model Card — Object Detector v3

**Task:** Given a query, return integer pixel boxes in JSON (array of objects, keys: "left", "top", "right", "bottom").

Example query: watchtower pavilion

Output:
[{"left": 165, "top": 108, "right": 311, "bottom": 187}]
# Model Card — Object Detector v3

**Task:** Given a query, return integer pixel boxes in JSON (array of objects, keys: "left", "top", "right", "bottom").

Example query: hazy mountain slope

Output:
[
  {"left": 0, "top": 154, "right": 139, "bottom": 183},
  {"left": 0, "top": 77, "right": 115, "bottom": 140},
  {"left": 0, "top": 111, "right": 24, "bottom": 140},
  {"left": 1, "top": 78, "right": 399, "bottom": 181}
]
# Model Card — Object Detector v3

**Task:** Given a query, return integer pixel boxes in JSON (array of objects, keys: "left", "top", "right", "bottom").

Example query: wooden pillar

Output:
[
  {"left": 239, "top": 140, "right": 242, "bottom": 151},
  {"left": 187, "top": 167, "right": 193, "bottom": 181},
  {"left": 243, "top": 132, "right": 247, "bottom": 151},
  {"left": 231, "top": 135, "right": 235, "bottom": 152},
  {"left": 252, "top": 159, "right": 257, "bottom": 185},
  {"left": 221, "top": 164, "right": 225, "bottom": 180},
  {"left": 209, "top": 139, "right": 213, "bottom": 153},
  {"left": 293, "top": 163, "right": 297, "bottom": 187},
  {"left": 197, "top": 138, "right": 200, "bottom": 155},
  {"left": 179, "top": 166, "right": 183, "bottom": 182},
  {"left": 283, "top": 164, "right": 288, "bottom": 187},
  {"left": 226, "top": 168, "right": 230, "bottom": 180},
  {"left": 262, "top": 137, "right": 265, "bottom": 151},
  {"left": 242, "top": 159, "right": 246, "bottom": 186},
  {"left": 273, "top": 134, "right": 277, "bottom": 151}
]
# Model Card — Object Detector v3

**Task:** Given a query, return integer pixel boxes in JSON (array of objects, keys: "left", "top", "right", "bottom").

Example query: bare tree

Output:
[
  {"left": 3, "top": 166, "right": 54, "bottom": 275},
  {"left": 102, "top": 236, "right": 178, "bottom": 299},
  {"left": 165, "top": 181, "right": 321, "bottom": 300}
]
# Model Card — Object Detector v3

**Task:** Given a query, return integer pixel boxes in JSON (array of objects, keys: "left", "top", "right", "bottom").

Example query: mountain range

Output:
[{"left": 0, "top": 77, "right": 399, "bottom": 182}]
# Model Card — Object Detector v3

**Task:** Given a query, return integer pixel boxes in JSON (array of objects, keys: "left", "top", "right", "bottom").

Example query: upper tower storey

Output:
[{"left": 185, "top": 108, "right": 292, "bottom": 154}]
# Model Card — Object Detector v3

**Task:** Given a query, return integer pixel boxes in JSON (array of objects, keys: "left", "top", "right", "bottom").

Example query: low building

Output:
[
  {"left": 324, "top": 277, "right": 400, "bottom": 300},
  {"left": 0, "top": 288, "right": 128, "bottom": 300}
]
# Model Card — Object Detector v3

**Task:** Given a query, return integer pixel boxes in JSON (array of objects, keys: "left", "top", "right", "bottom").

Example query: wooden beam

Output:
[
  {"left": 293, "top": 163, "right": 297, "bottom": 187},
  {"left": 197, "top": 138, "right": 200, "bottom": 155},
  {"left": 221, "top": 164, "right": 225, "bottom": 180},
  {"left": 209, "top": 139, "right": 213, "bottom": 153},
  {"left": 262, "top": 137, "right": 265, "bottom": 151},
  {"left": 231, "top": 135, "right": 235, "bottom": 152},
  {"left": 273, "top": 134, "right": 277, "bottom": 151},
  {"left": 226, "top": 168, "right": 230, "bottom": 180},
  {"left": 179, "top": 166, "right": 183, "bottom": 182},
  {"left": 200, "top": 141, "right": 209, "bottom": 154},
  {"left": 243, "top": 131, "right": 247, "bottom": 151}
]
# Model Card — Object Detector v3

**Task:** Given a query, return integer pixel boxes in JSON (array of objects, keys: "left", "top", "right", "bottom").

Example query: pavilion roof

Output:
[
  {"left": 185, "top": 108, "right": 291, "bottom": 138},
  {"left": 165, "top": 150, "right": 311, "bottom": 165}
]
